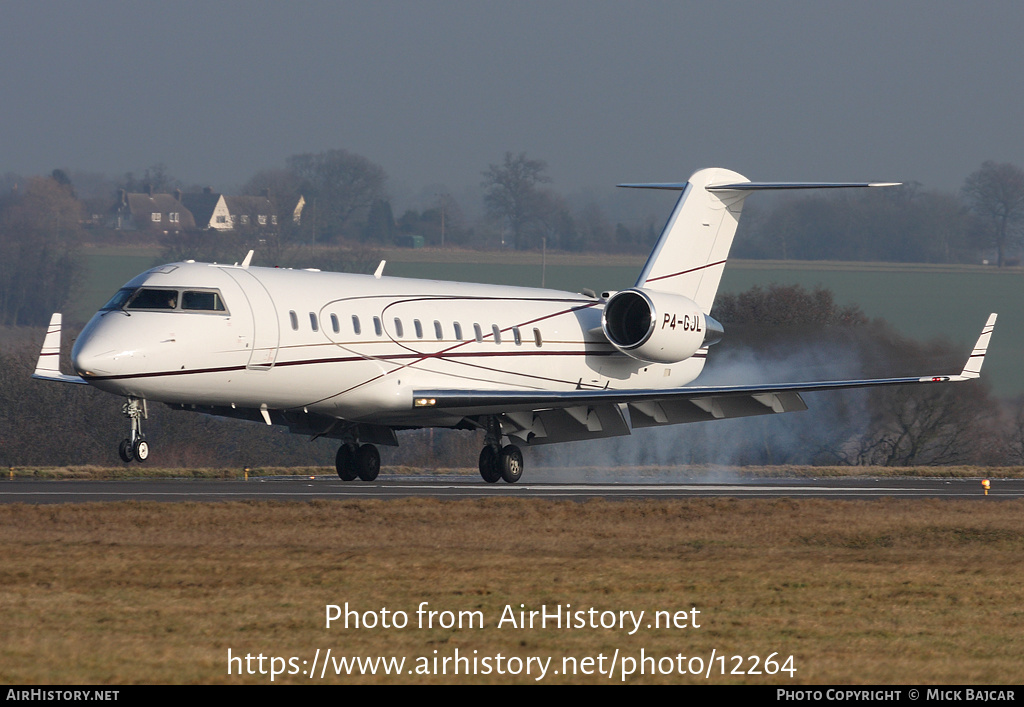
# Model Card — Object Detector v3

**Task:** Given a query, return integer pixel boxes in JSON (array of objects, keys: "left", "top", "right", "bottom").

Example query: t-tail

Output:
[{"left": 621, "top": 168, "right": 901, "bottom": 312}]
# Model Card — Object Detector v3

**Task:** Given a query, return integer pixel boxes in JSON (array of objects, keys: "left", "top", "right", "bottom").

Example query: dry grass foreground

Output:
[{"left": 1, "top": 498, "right": 1022, "bottom": 684}]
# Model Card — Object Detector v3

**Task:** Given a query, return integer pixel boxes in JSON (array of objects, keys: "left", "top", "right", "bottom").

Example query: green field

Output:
[{"left": 77, "top": 249, "right": 1023, "bottom": 394}]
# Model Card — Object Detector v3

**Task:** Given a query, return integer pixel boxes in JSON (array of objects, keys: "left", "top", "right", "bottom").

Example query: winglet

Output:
[
  {"left": 958, "top": 313, "right": 997, "bottom": 379},
  {"left": 33, "top": 313, "right": 88, "bottom": 384},
  {"left": 374, "top": 260, "right": 386, "bottom": 279}
]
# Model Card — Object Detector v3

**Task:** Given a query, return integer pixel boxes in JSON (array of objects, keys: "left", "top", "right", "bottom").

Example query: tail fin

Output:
[
  {"left": 622, "top": 169, "right": 901, "bottom": 312},
  {"left": 626, "top": 168, "right": 751, "bottom": 312}
]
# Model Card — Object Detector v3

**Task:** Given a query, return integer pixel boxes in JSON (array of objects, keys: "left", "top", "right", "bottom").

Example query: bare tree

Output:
[
  {"left": 286, "top": 149, "right": 387, "bottom": 242},
  {"left": 962, "top": 160, "right": 1024, "bottom": 267},
  {"left": 481, "top": 152, "right": 552, "bottom": 250},
  {"left": 0, "top": 175, "right": 84, "bottom": 326}
]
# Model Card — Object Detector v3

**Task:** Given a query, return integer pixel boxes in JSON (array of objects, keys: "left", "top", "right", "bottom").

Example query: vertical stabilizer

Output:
[{"left": 628, "top": 168, "right": 751, "bottom": 312}]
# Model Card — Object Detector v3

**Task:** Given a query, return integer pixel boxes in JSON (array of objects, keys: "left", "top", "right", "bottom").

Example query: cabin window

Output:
[
  {"left": 512, "top": 326, "right": 522, "bottom": 346},
  {"left": 309, "top": 313, "right": 318, "bottom": 332},
  {"left": 351, "top": 315, "right": 361, "bottom": 335},
  {"left": 182, "top": 290, "right": 226, "bottom": 312},
  {"left": 533, "top": 328, "right": 542, "bottom": 347},
  {"left": 394, "top": 318, "right": 404, "bottom": 338},
  {"left": 453, "top": 322, "right": 463, "bottom": 341},
  {"left": 330, "top": 313, "right": 340, "bottom": 333},
  {"left": 289, "top": 311, "right": 298, "bottom": 331},
  {"left": 473, "top": 323, "right": 483, "bottom": 343},
  {"left": 434, "top": 320, "right": 443, "bottom": 340},
  {"left": 492, "top": 325, "right": 502, "bottom": 344},
  {"left": 373, "top": 316, "right": 383, "bottom": 336},
  {"left": 414, "top": 319, "right": 423, "bottom": 339},
  {"left": 126, "top": 288, "right": 178, "bottom": 310}
]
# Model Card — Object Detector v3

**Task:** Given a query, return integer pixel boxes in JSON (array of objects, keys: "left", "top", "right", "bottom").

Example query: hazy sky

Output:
[{"left": 2, "top": 1, "right": 1022, "bottom": 200}]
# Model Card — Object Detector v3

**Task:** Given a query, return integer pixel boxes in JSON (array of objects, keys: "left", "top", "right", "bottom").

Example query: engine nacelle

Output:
[{"left": 601, "top": 288, "right": 722, "bottom": 364}]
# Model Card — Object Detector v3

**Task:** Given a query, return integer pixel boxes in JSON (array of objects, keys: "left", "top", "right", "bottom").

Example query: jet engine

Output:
[{"left": 601, "top": 288, "right": 723, "bottom": 364}]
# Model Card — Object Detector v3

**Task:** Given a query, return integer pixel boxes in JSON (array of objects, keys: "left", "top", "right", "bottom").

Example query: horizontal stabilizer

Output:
[{"left": 619, "top": 181, "right": 901, "bottom": 191}]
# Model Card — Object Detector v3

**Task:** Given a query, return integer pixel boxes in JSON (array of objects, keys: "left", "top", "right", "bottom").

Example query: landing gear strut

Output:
[
  {"left": 479, "top": 417, "right": 523, "bottom": 484},
  {"left": 118, "top": 397, "right": 149, "bottom": 463},
  {"left": 335, "top": 442, "right": 380, "bottom": 482}
]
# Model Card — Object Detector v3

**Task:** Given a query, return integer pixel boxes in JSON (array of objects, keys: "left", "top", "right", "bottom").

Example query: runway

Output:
[{"left": 2, "top": 475, "right": 1021, "bottom": 503}]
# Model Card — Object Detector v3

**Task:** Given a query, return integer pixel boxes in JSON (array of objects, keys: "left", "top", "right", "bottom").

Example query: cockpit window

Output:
[
  {"left": 101, "top": 288, "right": 136, "bottom": 311},
  {"left": 126, "top": 288, "right": 179, "bottom": 310},
  {"left": 182, "top": 290, "right": 226, "bottom": 312},
  {"left": 103, "top": 287, "right": 228, "bottom": 313}
]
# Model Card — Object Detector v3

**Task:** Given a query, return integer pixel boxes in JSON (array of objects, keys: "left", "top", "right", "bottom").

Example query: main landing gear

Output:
[
  {"left": 479, "top": 444, "right": 523, "bottom": 484},
  {"left": 335, "top": 442, "right": 381, "bottom": 482},
  {"left": 118, "top": 397, "right": 149, "bottom": 463},
  {"left": 479, "top": 416, "right": 523, "bottom": 484}
]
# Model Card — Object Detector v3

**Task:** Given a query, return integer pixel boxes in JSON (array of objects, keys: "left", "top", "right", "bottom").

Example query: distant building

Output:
[
  {"left": 111, "top": 187, "right": 195, "bottom": 233},
  {"left": 181, "top": 187, "right": 231, "bottom": 231},
  {"left": 223, "top": 193, "right": 277, "bottom": 231},
  {"left": 114, "top": 186, "right": 300, "bottom": 234},
  {"left": 289, "top": 195, "right": 306, "bottom": 225}
]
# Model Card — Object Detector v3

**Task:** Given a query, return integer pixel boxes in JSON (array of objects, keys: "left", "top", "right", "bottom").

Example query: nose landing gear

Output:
[{"left": 118, "top": 397, "right": 149, "bottom": 463}]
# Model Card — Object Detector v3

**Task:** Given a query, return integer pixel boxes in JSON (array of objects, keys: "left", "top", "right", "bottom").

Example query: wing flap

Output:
[
  {"left": 629, "top": 391, "right": 807, "bottom": 428},
  {"left": 500, "top": 404, "right": 631, "bottom": 446}
]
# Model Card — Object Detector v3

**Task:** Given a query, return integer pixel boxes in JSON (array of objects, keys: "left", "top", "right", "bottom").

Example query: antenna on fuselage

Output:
[
  {"left": 241, "top": 250, "right": 254, "bottom": 269},
  {"left": 374, "top": 260, "right": 386, "bottom": 279}
]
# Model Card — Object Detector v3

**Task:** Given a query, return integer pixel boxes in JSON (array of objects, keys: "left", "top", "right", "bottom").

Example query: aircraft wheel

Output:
[
  {"left": 356, "top": 444, "right": 380, "bottom": 482},
  {"left": 499, "top": 444, "right": 523, "bottom": 484},
  {"left": 118, "top": 439, "right": 134, "bottom": 463},
  {"left": 479, "top": 446, "right": 501, "bottom": 483},
  {"left": 132, "top": 438, "right": 150, "bottom": 463},
  {"left": 335, "top": 444, "right": 357, "bottom": 481}
]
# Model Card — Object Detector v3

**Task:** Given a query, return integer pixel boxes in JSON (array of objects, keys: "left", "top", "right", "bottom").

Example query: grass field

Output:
[
  {"left": 76, "top": 248, "right": 1024, "bottom": 393},
  {"left": 2, "top": 496, "right": 1022, "bottom": 684}
]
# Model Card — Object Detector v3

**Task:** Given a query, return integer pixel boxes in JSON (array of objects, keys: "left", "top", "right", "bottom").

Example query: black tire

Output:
[
  {"left": 132, "top": 438, "right": 150, "bottom": 463},
  {"left": 118, "top": 439, "right": 134, "bottom": 463},
  {"left": 479, "top": 445, "right": 501, "bottom": 483},
  {"left": 356, "top": 444, "right": 381, "bottom": 482},
  {"left": 335, "top": 444, "right": 357, "bottom": 481},
  {"left": 499, "top": 444, "right": 523, "bottom": 484}
]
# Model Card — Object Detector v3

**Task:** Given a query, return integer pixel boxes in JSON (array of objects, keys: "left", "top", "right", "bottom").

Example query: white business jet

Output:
[{"left": 34, "top": 168, "right": 996, "bottom": 483}]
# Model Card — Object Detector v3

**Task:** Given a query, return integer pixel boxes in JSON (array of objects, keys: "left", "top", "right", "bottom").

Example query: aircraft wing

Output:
[{"left": 411, "top": 313, "right": 995, "bottom": 445}]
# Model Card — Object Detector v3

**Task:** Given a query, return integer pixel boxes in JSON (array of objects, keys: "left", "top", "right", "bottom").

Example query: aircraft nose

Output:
[{"left": 71, "top": 326, "right": 120, "bottom": 377}]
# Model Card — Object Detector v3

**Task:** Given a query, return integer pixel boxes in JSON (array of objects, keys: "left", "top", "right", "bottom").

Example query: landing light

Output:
[{"left": 414, "top": 398, "right": 437, "bottom": 407}]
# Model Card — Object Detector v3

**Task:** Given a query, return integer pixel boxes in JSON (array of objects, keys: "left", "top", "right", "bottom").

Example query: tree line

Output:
[{"left": 2, "top": 154, "right": 1024, "bottom": 328}]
